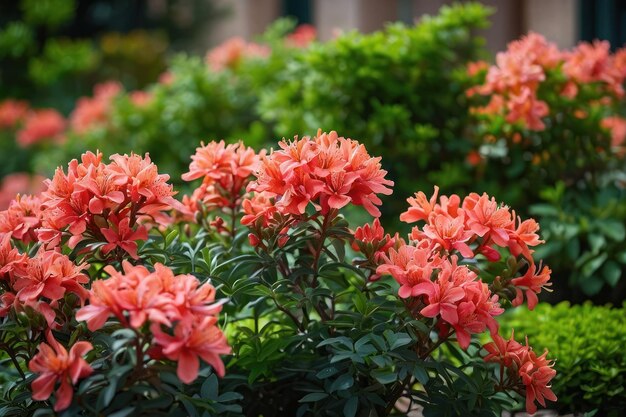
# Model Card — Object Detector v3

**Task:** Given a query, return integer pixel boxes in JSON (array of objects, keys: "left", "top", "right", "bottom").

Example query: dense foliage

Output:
[
  {"left": 466, "top": 33, "right": 626, "bottom": 301},
  {"left": 500, "top": 302, "right": 626, "bottom": 416},
  {"left": 0, "top": 132, "right": 557, "bottom": 416},
  {"left": 258, "top": 4, "right": 491, "bottom": 219}
]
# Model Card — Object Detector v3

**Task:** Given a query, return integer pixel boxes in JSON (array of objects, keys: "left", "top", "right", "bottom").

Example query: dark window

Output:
[{"left": 580, "top": 0, "right": 626, "bottom": 48}]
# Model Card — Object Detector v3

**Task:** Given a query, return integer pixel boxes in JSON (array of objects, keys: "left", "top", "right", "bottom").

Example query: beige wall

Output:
[
  {"left": 525, "top": 0, "right": 578, "bottom": 49},
  {"left": 206, "top": 0, "right": 579, "bottom": 53}
]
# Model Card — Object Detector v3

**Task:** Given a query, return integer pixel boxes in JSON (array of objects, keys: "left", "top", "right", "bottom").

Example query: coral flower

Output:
[
  {"left": 0, "top": 194, "right": 42, "bottom": 243},
  {"left": 17, "top": 109, "right": 66, "bottom": 147},
  {"left": 29, "top": 331, "right": 93, "bottom": 412},
  {"left": 100, "top": 215, "right": 149, "bottom": 260},
  {"left": 601, "top": 116, "right": 626, "bottom": 149},
  {"left": 519, "top": 350, "right": 558, "bottom": 414},
  {"left": 511, "top": 263, "right": 552, "bottom": 310},
  {"left": 286, "top": 24, "right": 317, "bottom": 48},
  {"left": 0, "top": 99, "right": 29, "bottom": 129},
  {"left": 152, "top": 316, "right": 231, "bottom": 383},
  {"left": 206, "top": 37, "right": 270, "bottom": 71},
  {"left": 70, "top": 81, "right": 122, "bottom": 134}
]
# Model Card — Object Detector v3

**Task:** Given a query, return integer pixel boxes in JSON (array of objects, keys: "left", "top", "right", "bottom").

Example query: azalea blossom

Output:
[
  {"left": 37, "top": 151, "right": 181, "bottom": 259},
  {"left": 483, "top": 332, "right": 557, "bottom": 414},
  {"left": 0, "top": 99, "right": 29, "bottom": 129},
  {"left": 248, "top": 131, "right": 393, "bottom": 218},
  {"left": 70, "top": 81, "right": 122, "bottom": 134},
  {"left": 29, "top": 331, "right": 93, "bottom": 412},
  {"left": 17, "top": 109, "right": 66, "bottom": 147}
]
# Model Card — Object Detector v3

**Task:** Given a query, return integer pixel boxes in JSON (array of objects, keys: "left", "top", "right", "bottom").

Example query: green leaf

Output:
[
  {"left": 298, "top": 392, "right": 329, "bottom": 403},
  {"left": 596, "top": 220, "right": 626, "bottom": 241},
  {"left": 316, "top": 366, "right": 340, "bottom": 379},
  {"left": 581, "top": 253, "right": 607, "bottom": 278},
  {"left": 317, "top": 337, "right": 353, "bottom": 350},
  {"left": 343, "top": 396, "right": 358, "bottom": 417},
  {"left": 329, "top": 374, "right": 354, "bottom": 393},
  {"left": 602, "top": 261, "right": 622, "bottom": 287},
  {"left": 413, "top": 365, "right": 430, "bottom": 384},
  {"left": 371, "top": 369, "right": 397, "bottom": 385},
  {"left": 200, "top": 374, "right": 218, "bottom": 400},
  {"left": 108, "top": 408, "right": 136, "bottom": 417}
]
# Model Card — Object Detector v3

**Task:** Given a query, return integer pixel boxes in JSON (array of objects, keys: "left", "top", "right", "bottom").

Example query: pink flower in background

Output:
[
  {"left": 29, "top": 331, "right": 93, "bottom": 412},
  {"left": 563, "top": 40, "right": 611, "bottom": 84},
  {"left": 206, "top": 37, "right": 270, "bottom": 71},
  {"left": 601, "top": 116, "right": 626, "bottom": 149},
  {"left": 70, "top": 81, "right": 123, "bottom": 134},
  {"left": 0, "top": 100, "right": 29, "bottom": 129},
  {"left": 286, "top": 24, "right": 317, "bottom": 48},
  {"left": 158, "top": 71, "right": 175, "bottom": 85},
  {"left": 505, "top": 87, "right": 549, "bottom": 131},
  {"left": 0, "top": 173, "right": 45, "bottom": 210},
  {"left": 16, "top": 109, "right": 66, "bottom": 147},
  {"left": 130, "top": 90, "right": 153, "bottom": 107}
]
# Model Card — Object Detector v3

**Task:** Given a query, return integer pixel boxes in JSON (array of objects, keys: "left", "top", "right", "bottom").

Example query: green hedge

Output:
[{"left": 500, "top": 302, "right": 626, "bottom": 416}]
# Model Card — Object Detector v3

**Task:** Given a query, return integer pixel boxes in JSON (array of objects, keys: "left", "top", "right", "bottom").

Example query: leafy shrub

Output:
[
  {"left": 530, "top": 182, "right": 626, "bottom": 301},
  {"left": 0, "top": 132, "right": 557, "bottom": 416},
  {"left": 259, "top": 3, "right": 492, "bottom": 220},
  {"left": 500, "top": 302, "right": 626, "bottom": 416},
  {"left": 466, "top": 33, "right": 626, "bottom": 301}
]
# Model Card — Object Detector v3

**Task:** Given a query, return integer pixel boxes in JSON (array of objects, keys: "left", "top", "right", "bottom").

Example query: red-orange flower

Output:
[
  {"left": 248, "top": 131, "right": 393, "bottom": 218},
  {"left": 0, "top": 99, "right": 29, "bottom": 129},
  {"left": 152, "top": 315, "right": 231, "bottom": 383},
  {"left": 29, "top": 331, "right": 93, "bottom": 412},
  {"left": 0, "top": 194, "right": 42, "bottom": 243},
  {"left": 206, "top": 37, "right": 270, "bottom": 71},
  {"left": 17, "top": 109, "right": 66, "bottom": 147},
  {"left": 70, "top": 81, "right": 122, "bottom": 134}
]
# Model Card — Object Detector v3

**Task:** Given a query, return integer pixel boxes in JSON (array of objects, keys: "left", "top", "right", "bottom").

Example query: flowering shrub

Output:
[
  {"left": 467, "top": 33, "right": 626, "bottom": 301},
  {"left": 258, "top": 3, "right": 492, "bottom": 220},
  {"left": 0, "top": 131, "right": 557, "bottom": 416}
]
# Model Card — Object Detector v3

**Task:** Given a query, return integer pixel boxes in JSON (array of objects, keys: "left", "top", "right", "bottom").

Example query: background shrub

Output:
[{"left": 500, "top": 302, "right": 626, "bottom": 416}]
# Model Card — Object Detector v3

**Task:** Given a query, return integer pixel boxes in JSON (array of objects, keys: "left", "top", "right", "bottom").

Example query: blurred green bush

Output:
[
  {"left": 500, "top": 302, "right": 626, "bottom": 416},
  {"left": 259, "top": 3, "right": 492, "bottom": 220}
]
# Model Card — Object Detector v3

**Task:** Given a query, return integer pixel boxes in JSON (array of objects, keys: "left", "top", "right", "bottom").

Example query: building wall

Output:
[{"left": 206, "top": 0, "right": 579, "bottom": 53}]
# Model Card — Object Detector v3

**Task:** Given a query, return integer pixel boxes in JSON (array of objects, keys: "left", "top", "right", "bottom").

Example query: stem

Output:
[
  {"left": 419, "top": 329, "right": 454, "bottom": 360},
  {"left": 272, "top": 297, "right": 305, "bottom": 332},
  {"left": 0, "top": 342, "right": 26, "bottom": 380},
  {"left": 383, "top": 374, "right": 413, "bottom": 415}
]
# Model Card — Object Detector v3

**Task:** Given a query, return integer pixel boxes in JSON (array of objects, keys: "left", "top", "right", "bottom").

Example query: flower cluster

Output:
[
  {"left": 205, "top": 37, "right": 270, "bottom": 72},
  {"left": 17, "top": 109, "right": 66, "bottom": 147},
  {"left": 29, "top": 331, "right": 93, "bottom": 412},
  {"left": 38, "top": 151, "right": 182, "bottom": 259},
  {"left": 468, "top": 32, "right": 626, "bottom": 135},
  {"left": 0, "top": 194, "right": 42, "bottom": 243},
  {"left": 181, "top": 141, "right": 262, "bottom": 232},
  {"left": 0, "top": 235, "right": 89, "bottom": 327},
  {"left": 243, "top": 130, "right": 393, "bottom": 248},
  {"left": 381, "top": 186, "right": 550, "bottom": 309},
  {"left": 0, "top": 99, "right": 64, "bottom": 147},
  {"left": 70, "top": 81, "right": 122, "bottom": 134},
  {"left": 286, "top": 24, "right": 317, "bottom": 48},
  {"left": 351, "top": 218, "right": 400, "bottom": 281},
  {"left": 376, "top": 187, "right": 556, "bottom": 413},
  {"left": 76, "top": 262, "right": 230, "bottom": 383},
  {"left": 248, "top": 130, "right": 393, "bottom": 217},
  {"left": 484, "top": 331, "right": 557, "bottom": 414},
  {"left": 0, "top": 99, "right": 29, "bottom": 129},
  {"left": 0, "top": 173, "right": 46, "bottom": 210}
]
